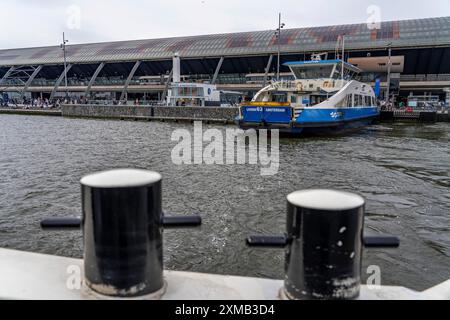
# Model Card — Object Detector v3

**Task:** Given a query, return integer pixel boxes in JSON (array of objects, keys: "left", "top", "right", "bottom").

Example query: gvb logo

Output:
[
  {"left": 366, "top": 5, "right": 382, "bottom": 30},
  {"left": 66, "top": 5, "right": 82, "bottom": 30},
  {"left": 330, "top": 112, "right": 343, "bottom": 119},
  {"left": 367, "top": 265, "right": 382, "bottom": 290}
]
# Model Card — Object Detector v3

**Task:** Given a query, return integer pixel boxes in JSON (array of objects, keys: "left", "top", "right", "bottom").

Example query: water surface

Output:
[{"left": 0, "top": 115, "right": 449, "bottom": 291}]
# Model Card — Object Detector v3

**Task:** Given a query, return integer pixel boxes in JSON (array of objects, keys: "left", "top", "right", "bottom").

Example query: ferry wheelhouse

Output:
[{"left": 237, "top": 58, "right": 380, "bottom": 134}]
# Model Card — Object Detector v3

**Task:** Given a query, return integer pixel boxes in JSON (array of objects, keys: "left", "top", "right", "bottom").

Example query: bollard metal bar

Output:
[
  {"left": 40, "top": 215, "right": 203, "bottom": 230},
  {"left": 246, "top": 235, "right": 289, "bottom": 248},
  {"left": 364, "top": 236, "right": 400, "bottom": 248},
  {"left": 40, "top": 217, "right": 82, "bottom": 230},
  {"left": 162, "top": 215, "right": 202, "bottom": 228}
]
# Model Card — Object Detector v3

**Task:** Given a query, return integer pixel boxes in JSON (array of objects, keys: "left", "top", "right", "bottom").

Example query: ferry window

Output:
[
  {"left": 291, "top": 65, "right": 334, "bottom": 79},
  {"left": 291, "top": 95, "right": 297, "bottom": 103},
  {"left": 309, "top": 95, "right": 327, "bottom": 106},
  {"left": 343, "top": 70, "right": 355, "bottom": 80},
  {"left": 272, "top": 93, "right": 287, "bottom": 103},
  {"left": 355, "top": 95, "right": 361, "bottom": 107},
  {"left": 332, "top": 68, "right": 341, "bottom": 79},
  {"left": 336, "top": 95, "right": 347, "bottom": 107},
  {"left": 347, "top": 94, "right": 353, "bottom": 108}
]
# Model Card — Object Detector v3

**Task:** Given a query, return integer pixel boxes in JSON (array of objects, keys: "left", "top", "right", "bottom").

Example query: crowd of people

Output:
[
  {"left": 1, "top": 96, "right": 94, "bottom": 109},
  {"left": 23, "top": 98, "right": 59, "bottom": 109}
]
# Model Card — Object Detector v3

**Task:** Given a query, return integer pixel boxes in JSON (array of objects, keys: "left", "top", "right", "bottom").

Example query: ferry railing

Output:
[
  {"left": 272, "top": 80, "right": 297, "bottom": 90},
  {"left": 247, "top": 189, "right": 399, "bottom": 300},
  {"left": 41, "top": 169, "right": 202, "bottom": 298}
]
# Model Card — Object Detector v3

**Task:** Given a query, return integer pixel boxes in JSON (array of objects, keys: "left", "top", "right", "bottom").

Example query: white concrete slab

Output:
[{"left": 0, "top": 248, "right": 448, "bottom": 300}]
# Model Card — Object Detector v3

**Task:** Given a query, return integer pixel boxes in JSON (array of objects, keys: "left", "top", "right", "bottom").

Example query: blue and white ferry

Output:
[{"left": 237, "top": 57, "right": 380, "bottom": 134}]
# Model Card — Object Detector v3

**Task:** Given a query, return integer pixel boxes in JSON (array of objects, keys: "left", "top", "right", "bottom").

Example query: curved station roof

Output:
[{"left": 0, "top": 16, "right": 449, "bottom": 67}]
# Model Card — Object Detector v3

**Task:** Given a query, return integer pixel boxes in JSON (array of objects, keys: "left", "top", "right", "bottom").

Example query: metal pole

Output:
[
  {"left": 62, "top": 33, "right": 69, "bottom": 100},
  {"left": 341, "top": 35, "right": 345, "bottom": 82},
  {"left": 386, "top": 44, "right": 392, "bottom": 103},
  {"left": 277, "top": 13, "right": 281, "bottom": 81}
]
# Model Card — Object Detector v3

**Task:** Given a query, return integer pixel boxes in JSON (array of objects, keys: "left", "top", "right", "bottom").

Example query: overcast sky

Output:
[{"left": 0, "top": 0, "right": 449, "bottom": 49}]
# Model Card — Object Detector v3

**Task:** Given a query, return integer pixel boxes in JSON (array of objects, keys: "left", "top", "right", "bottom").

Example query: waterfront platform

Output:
[
  {"left": 0, "top": 108, "right": 62, "bottom": 117},
  {"left": 1, "top": 106, "right": 449, "bottom": 124},
  {"left": 0, "top": 248, "right": 449, "bottom": 300},
  {"left": 61, "top": 104, "right": 238, "bottom": 124},
  {"left": 380, "top": 110, "right": 449, "bottom": 122}
]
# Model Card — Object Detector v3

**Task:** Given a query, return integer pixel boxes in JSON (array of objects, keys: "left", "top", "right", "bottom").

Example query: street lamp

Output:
[
  {"left": 60, "top": 32, "right": 69, "bottom": 100},
  {"left": 386, "top": 42, "right": 392, "bottom": 104},
  {"left": 274, "top": 13, "right": 285, "bottom": 81}
]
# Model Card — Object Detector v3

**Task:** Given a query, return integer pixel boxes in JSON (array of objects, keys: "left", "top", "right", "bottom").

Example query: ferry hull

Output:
[{"left": 238, "top": 106, "right": 380, "bottom": 134}]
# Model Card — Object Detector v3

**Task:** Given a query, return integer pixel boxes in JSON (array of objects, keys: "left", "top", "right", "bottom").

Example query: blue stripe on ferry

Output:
[
  {"left": 295, "top": 107, "right": 379, "bottom": 123},
  {"left": 241, "top": 106, "right": 292, "bottom": 123}
]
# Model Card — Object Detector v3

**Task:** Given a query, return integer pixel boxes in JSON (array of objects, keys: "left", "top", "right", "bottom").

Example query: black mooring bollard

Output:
[
  {"left": 80, "top": 169, "right": 166, "bottom": 297},
  {"left": 42, "top": 169, "right": 202, "bottom": 298},
  {"left": 246, "top": 189, "right": 400, "bottom": 300},
  {"left": 284, "top": 189, "right": 365, "bottom": 300}
]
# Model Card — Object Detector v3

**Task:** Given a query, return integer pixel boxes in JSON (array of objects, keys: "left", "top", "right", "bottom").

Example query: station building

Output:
[{"left": 1, "top": 16, "right": 449, "bottom": 103}]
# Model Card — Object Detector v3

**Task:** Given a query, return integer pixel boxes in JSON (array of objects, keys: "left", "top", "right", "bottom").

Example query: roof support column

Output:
[
  {"left": 0, "top": 66, "right": 14, "bottom": 86},
  {"left": 22, "top": 65, "right": 43, "bottom": 98},
  {"left": 85, "top": 62, "right": 105, "bottom": 98},
  {"left": 211, "top": 57, "right": 225, "bottom": 85},
  {"left": 50, "top": 64, "right": 73, "bottom": 100},
  {"left": 120, "top": 61, "right": 141, "bottom": 102},
  {"left": 263, "top": 55, "right": 274, "bottom": 87},
  {"left": 161, "top": 69, "right": 174, "bottom": 103}
]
